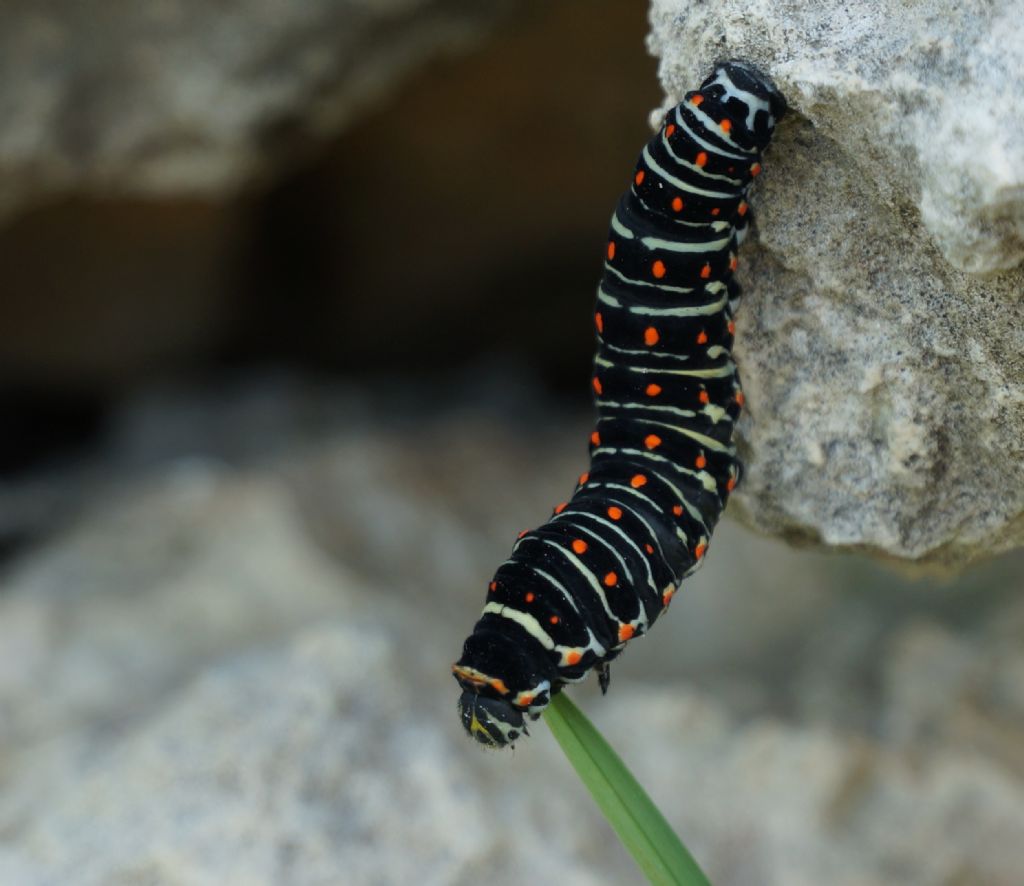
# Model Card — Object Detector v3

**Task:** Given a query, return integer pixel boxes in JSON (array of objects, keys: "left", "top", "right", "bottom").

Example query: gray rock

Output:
[
  {"left": 598, "top": 688, "right": 1024, "bottom": 886},
  {"left": 649, "top": 0, "right": 1024, "bottom": 567},
  {"left": 0, "top": 0, "right": 508, "bottom": 218},
  {"left": 0, "top": 466, "right": 348, "bottom": 752},
  {"left": 1, "top": 378, "right": 1021, "bottom": 885}
]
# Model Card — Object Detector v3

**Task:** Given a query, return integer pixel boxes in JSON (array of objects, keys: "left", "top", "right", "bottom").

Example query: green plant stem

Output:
[{"left": 543, "top": 692, "right": 712, "bottom": 886}]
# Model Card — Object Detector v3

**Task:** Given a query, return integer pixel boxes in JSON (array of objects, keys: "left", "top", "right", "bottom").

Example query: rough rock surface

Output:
[
  {"left": 649, "top": 0, "right": 1024, "bottom": 567},
  {"left": 1, "top": 378, "right": 1021, "bottom": 884},
  {"left": 0, "top": 0, "right": 508, "bottom": 220}
]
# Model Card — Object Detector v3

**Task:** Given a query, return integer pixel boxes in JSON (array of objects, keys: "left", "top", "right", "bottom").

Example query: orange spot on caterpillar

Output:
[
  {"left": 695, "top": 543, "right": 707, "bottom": 559},
  {"left": 720, "top": 118, "right": 732, "bottom": 133},
  {"left": 565, "top": 650, "right": 582, "bottom": 665},
  {"left": 729, "top": 255, "right": 738, "bottom": 271},
  {"left": 571, "top": 539, "right": 588, "bottom": 555},
  {"left": 750, "top": 163, "right": 762, "bottom": 177},
  {"left": 592, "top": 376, "right": 603, "bottom": 395},
  {"left": 728, "top": 320, "right": 736, "bottom": 335},
  {"left": 665, "top": 123, "right": 676, "bottom": 138},
  {"left": 549, "top": 615, "right": 560, "bottom": 625},
  {"left": 698, "top": 390, "right": 710, "bottom": 405},
  {"left": 646, "top": 383, "right": 662, "bottom": 397},
  {"left": 645, "top": 543, "right": 655, "bottom": 555},
  {"left": 578, "top": 472, "right": 589, "bottom": 486},
  {"left": 517, "top": 529, "right": 528, "bottom": 539},
  {"left": 644, "top": 326, "right": 660, "bottom": 346},
  {"left": 672, "top": 504, "right": 684, "bottom": 517},
  {"left": 700, "top": 263, "right": 712, "bottom": 279},
  {"left": 630, "top": 474, "right": 647, "bottom": 488},
  {"left": 595, "top": 312, "right": 604, "bottom": 334},
  {"left": 590, "top": 430, "right": 601, "bottom": 446},
  {"left": 695, "top": 454, "right": 707, "bottom": 469},
  {"left": 603, "top": 572, "right": 618, "bottom": 587},
  {"left": 738, "top": 201, "right": 748, "bottom": 216},
  {"left": 726, "top": 476, "right": 737, "bottom": 492},
  {"left": 695, "top": 151, "right": 708, "bottom": 167},
  {"left": 607, "top": 506, "right": 623, "bottom": 521},
  {"left": 652, "top": 260, "right": 667, "bottom": 279},
  {"left": 525, "top": 591, "right": 535, "bottom": 603},
  {"left": 736, "top": 391, "right": 746, "bottom": 407},
  {"left": 696, "top": 330, "right": 708, "bottom": 345},
  {"left": 711, "top": 207, "right": 721, "bottom": 217},
  {"left": 607, "top": 241, "right": 615, "bottom": 260},
  {"left": 634, "top": 170, "right": 645, "bottom": 186},
  {"left": 554, "top": 502, "right": 567, "bottom": 514},
  {"left": 691, "top": 94, "right": 704, "bottom": 107},
  {"left": 490, "top": 678, "right": 510, "bottom": 695},
  {"left": 618, "top": 624, "right": 635, "bottom": 642},
  {"left": 662, "top": 585, "right": 676, "bottom": 606},
  {"left": 644, "top": 434, "right": 662, "bottom": 450},
  {"left": 518, "top": 693, "right": 534, "bottom": 706},
  {"left": 671, "top": 196, "right": 684, "bottom": 212},
  {"left": 489, "top": 581, "right": 497, "bottom": 592}
]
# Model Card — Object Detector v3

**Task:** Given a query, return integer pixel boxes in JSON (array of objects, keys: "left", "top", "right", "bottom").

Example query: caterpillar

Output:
[{"left": 452, "top": 61, "right": 785, "bottom": 747}]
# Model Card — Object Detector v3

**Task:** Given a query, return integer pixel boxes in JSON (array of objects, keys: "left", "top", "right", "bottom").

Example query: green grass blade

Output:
[{"left": 543, "top": 692, "right": 711, "bottom": 886}]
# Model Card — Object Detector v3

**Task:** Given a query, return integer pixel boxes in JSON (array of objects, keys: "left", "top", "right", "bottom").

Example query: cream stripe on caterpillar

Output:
[
  {"left": 595, "top": 354, "right": 736, "bottom": 379},
  {"left": 551, "top": 510, "right": 658, "bottom": 595},
  {"left": 554, "top": 499, "right": 671, "bottom": 576},
  {"left": 597, "top": 285, "right": 729, "bottom": 317},
  {"left": 670, "top": 106, "right": 752, "bottom": 160},
  {"left": 640, "top": 146, "right": 735, "bottom": 200}
]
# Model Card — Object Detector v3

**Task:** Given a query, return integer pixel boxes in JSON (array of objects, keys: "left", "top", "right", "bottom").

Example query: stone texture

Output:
[
  {"left": 0, "top": 0, "right": 509, "bottom": 219},
  {"left": 0, "top": 378, "right": 1021, "bottom": 884},
  {"left": 649, "top": 0, "right": 1024, "bottom": 567}
]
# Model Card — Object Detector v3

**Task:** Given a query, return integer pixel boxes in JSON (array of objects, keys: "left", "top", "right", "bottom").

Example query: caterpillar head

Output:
[
  {"left": 457, "top": 691, "right": 526, "bottom": 748},
  {"left": 453, "top": 626, "right": 556, "bottom": 748}
]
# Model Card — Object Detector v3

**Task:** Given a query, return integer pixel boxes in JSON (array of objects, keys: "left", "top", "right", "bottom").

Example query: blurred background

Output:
[{"left": 1, "top": 2, "right": 1021, "bottom": 884}]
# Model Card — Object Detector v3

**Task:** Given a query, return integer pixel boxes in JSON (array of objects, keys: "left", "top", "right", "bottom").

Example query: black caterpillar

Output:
[{"left": 453, "top": 61, "right": 785, "bottom": 747}]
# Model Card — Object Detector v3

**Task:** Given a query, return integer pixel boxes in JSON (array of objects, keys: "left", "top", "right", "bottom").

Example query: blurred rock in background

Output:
[
  {"left": 0, "top": 0, "right": 515, "bottom": 217},
  {"left": 0, "top": 0, "right": 656, "bottom": 396},
  {"left": 1, "top": 377, "right": 1022, "bottom": 885}
]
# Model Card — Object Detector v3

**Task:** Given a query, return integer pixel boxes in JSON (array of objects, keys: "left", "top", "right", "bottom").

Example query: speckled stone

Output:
[{"left": 650, "top": 0, "right": 1024, "bottom": 566}]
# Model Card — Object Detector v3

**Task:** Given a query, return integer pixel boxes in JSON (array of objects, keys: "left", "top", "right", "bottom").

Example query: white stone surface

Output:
[{"left": 650, "top": 0, "right": 1024, "bottom": 566}]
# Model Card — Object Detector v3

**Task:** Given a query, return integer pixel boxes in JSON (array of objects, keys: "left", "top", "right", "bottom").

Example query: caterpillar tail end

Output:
[
  {"left": 714, "top": 59, "right": 787, "bottom": 121},
  {"left": 457, "top": 691, "right": 527, "bottom": 748}
]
